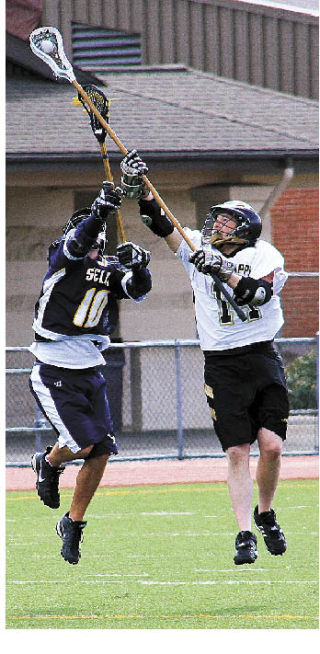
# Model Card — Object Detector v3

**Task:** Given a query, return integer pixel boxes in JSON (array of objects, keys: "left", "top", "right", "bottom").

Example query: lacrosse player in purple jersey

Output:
[
  {"left": 30, "top": 176, "right": 151, "bottom": 564},
  {"left": 120, "top": 149, "right": 289, "bottom": 566}
]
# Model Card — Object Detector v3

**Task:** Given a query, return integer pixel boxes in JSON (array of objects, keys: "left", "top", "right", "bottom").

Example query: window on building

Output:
[{"left": 72, "top": 23, "right": 142, "bottom": 70}]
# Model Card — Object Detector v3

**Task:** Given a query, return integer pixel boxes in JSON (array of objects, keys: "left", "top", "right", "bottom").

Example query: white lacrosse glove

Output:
[
  {"left": 189, "top": 249, "right": 235, "bottom": 281},
  {"left": 117, "top": 241, "right": 151, "bottom": 270},
  {"left": 91, "top": 181, "right": 122, "bottom": 220},
  {"left": 120, "top": 149, "right": 149, "bottom": 199}
]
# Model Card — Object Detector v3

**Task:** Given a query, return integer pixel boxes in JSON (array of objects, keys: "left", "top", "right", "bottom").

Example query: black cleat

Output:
[
  {"left": 254, "top": 506, "right": 287, "bottom": 555},
  {"left": 234, "top": 530, "right": 258, "bottom": 565},
  {"left": 56, "top": 512, "right": 87, "bottom": 565},
  {"left": 31, "top": 445, "right": 65, "bottom": 509}
]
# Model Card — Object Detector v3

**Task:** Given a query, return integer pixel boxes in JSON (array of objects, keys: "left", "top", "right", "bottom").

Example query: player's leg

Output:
[
  {"left": 69, "top": 453, "right": 110, "bottom": 520},
  {"left": 255, "top": 426, "right": 282, "bottom": 512},
  {"left": 56, "top": 453, "right": 110, "bottom": 565},
  {"left": 66, "top": 376, "right": 117, "bottom": 521},
  {"left": 46, "top": 442, "right": 92, "bottom": 466},
  {"left": 30, "top": 364, "right": 117, "bottom": 563},
  {"left": 226, "top": 443, "right": 252, "bottom": 531},
  {"left": 31, "top": 443, "right": 93, "bottom": 509},
  {"left": 56, "top": 373, "right": 117, "bottom": 564},
  {"left": 254, "top": 427, "right": 287, "bottom": 555},
  {"left": 204, "top": 354, "right": 258, "bottom": 564},
  {"left": 253, "top": 380, "right": 288, "bottom": 555},
  {"left": 226, "top": 443, "right": 258, "bottom": 565},
  {"left": 56, "top": 441, "right": 114, "bottom": 565},
  {"left": 29, "top": 363, "right": 96, "bottom": 508}
]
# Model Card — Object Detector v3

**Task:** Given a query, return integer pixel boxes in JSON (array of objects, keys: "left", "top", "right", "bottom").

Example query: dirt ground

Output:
[{"left": 6, "top": 455, "right": 319, "bottom": 491}]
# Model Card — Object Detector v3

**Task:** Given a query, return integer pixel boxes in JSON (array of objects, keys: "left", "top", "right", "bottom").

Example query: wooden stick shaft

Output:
[
  {"left": 100, "top": 142, "right": 126, "bottom": 243},
  {"left": 73, "top": 80, "right": 246, "bottom": 322},
  {"left": 73, "top": 80, "right": 128, "bottom": 155},
  {"left": 73, "top": 80, "right": 187, "bottom": 241}
]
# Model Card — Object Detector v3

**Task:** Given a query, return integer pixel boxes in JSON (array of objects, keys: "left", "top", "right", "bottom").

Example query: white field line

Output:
[
  {"left": 8, "top": 578, "right": 317, "bottom": 586},
  {"left": 286, "top": 505, "right": 314, "bottom": 509},
  {"left": 86, "top": 573, "right": 150, "bottom": 577},
  {"left": 140, "top": 512, "right": 195, "bottom": 515},
  {"left": 195, "top": 568, "right": 267, "bottom": 572},
  {"left": 137, "top": 580, "right": 317, "bottom": 585},
  {"left": 9, "top": 579, "right": 124, "bottom": 585}
]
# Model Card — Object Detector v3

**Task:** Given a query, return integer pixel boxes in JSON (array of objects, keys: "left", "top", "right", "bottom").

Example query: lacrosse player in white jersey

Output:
[{"left": 120, "top": 150, "right": 289, "bottom": 565}]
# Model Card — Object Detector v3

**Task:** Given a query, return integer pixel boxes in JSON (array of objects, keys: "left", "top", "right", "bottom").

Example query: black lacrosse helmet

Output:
[
  {"left": 63, "top": 208, "right": 108, "bottom": 253},
  {"left": 63, "top": 207, "right": 91, "bottom": 235},
  {"left": 201, "top": 200, "right": 262, "bottom": 248}
]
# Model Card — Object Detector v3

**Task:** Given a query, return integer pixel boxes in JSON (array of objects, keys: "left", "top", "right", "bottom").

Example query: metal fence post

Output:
[
  {"left": 174, "top": 340, "right": 184, "bottom": 459},
  {"left": 34, "top": 404, "right": 47, "bottom": 451}
]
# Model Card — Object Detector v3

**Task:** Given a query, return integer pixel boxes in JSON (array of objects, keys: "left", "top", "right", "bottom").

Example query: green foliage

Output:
[
  {"left": 6, "top": 480, "right": 319, "bottom": 630},
  {"left": 286, "top": 348, "right": 318, "bottom": 410}
]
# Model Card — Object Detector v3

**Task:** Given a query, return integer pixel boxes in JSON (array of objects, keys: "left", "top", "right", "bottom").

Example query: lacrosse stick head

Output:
[
  {"left": 78, "top": 84, "right": 110, "bottom": 143},
  {"left": 29, "top": 26, "right": 75, "bottom": 82}
]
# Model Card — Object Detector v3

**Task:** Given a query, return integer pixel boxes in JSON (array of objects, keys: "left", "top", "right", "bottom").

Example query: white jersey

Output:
[
  {"left": 29, "top": 333, "right": 110, "bottom": 368},
  {"left": 177, "top": 228, "right": 287, "bottom": 351}
]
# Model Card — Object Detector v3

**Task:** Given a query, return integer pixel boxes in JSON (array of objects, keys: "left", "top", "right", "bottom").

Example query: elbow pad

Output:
[
  {"left": 234, "top": 277, "right": 272, "bottom": 306},
  {"left": 65, "top": 231, "right": 97, "bottom": 258},
  {"left": 66, "top": 214, "right": 104, "bottom": 257},
  {"left": 139, "top": 198, "right": 174, "bottom": 237}
]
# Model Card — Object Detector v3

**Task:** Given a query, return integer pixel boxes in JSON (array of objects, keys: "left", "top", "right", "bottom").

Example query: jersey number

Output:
[
  {"left": 212, "top": 285, "right": 261, "bottom": 325},
  {"left": 73, "top": 288, "right": 109, "bottom": 328}
]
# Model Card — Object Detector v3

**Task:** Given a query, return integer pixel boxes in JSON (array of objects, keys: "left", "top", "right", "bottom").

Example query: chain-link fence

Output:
[{"left": 6, "top": 337, "right": 318, "bottom": 466}]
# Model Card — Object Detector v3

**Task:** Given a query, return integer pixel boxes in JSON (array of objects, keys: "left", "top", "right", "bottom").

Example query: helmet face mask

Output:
[
  {"left": 92, "top": 230, "right": 107, "bottom": 254},
  {"left": 201, "top": 201, "right": 262, "bottom": 249},
  {"left": 62, "top": 208, "right": 91, "bottom": 236}
]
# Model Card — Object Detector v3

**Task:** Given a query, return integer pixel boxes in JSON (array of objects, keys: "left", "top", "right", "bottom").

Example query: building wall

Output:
[
  {"left": 41, "top": 0, "right": 319, "bottom": 98},
  {"left": 6, "top": 185, "right": 74, "bottom": 346},
  {"left": 271, "top": 188, "right": 319, "bottom": 338},
  {"left": 6, "top": 167, "right": 318, "bottom": 345}
]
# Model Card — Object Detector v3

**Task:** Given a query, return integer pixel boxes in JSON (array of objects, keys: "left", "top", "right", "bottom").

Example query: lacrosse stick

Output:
[
  {"left": 29, "top": 26, "right": 246, "bottom": 321},
  {"left": 73, "top": 84, "right": 127, "bottom": 243}
]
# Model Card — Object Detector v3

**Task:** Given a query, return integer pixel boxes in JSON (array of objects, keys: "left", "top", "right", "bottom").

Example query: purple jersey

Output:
[
  {"left": 30, "top": 217, "right": 152, "bottom": 368},
  {"left": 34, "top": 239, "right": 125, "bottom": 339},
  {"left": 33, "top": 227, "right": 151, "bottom": 341}
]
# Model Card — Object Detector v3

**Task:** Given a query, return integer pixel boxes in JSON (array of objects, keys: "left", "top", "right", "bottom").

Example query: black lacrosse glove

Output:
[
  {"left": 91, "top": 181, "right": 122, "bottom": 220},
  {"left": 189, "top": 249, "right": 235, "bottom": 281},
  {"left": 117, "top": 241, "right": 151, "bottom": 270},
  {"left": 120, "top": 149, "right": 149, "bottom": 199}
]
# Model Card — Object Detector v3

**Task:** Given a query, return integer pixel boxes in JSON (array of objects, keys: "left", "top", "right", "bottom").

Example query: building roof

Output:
[
  {"left": 6, "top": 64, "right": 318, "bottom": 172},
  {"left": 6, "top": 31, "right": 100, "bottom": 85}
]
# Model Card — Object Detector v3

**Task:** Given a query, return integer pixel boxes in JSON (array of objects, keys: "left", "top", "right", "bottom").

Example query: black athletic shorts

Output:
[
  {"left": 203, "top": 340, "right": 289, "bottom": 452},
  {"left": 29, "top": 362, "right": 118, "bottom": 455}
]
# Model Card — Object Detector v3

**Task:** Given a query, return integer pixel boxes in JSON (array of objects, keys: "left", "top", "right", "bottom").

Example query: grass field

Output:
[{"left": 6, "top": 479, "right": 319, "bottom": 630}]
